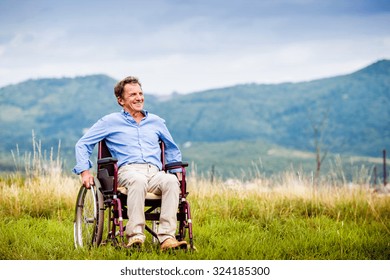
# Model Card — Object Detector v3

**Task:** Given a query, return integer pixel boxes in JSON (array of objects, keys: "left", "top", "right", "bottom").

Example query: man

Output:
[{"left": 73, "top": 76, "right": 187, "bottom": 250}]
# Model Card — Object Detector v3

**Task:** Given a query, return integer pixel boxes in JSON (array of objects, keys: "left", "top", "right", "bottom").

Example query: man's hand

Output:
[{"left": 81, "top": 170, "right": 94, "bottom": 189}]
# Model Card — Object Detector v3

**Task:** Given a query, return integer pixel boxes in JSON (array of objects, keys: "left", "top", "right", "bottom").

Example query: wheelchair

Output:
[{"left": 73, "top": 140, "right": 194, "bottom": 250}]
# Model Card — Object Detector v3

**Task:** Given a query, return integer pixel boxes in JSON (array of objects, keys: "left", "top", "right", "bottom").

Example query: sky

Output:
[{"left": 1, "top": 0, "right": 390, "bottom": 95}]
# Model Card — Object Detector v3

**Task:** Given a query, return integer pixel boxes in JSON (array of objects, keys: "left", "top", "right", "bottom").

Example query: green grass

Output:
[{"left": 1, "top": 170, "right": 389, "bottom": 260}]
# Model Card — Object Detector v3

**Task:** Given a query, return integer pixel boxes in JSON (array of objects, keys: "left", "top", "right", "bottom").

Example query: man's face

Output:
[{"left": 118, "top": 83, "right": 144, "bottom": 115}]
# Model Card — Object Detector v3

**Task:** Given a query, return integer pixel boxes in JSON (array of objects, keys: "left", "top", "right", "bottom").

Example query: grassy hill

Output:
[
  {"left": 181, "top": 139, "right": 384, "bottom": 181},
  {"left": 0, "top": 60, "right": 389, "bottom": 178}
]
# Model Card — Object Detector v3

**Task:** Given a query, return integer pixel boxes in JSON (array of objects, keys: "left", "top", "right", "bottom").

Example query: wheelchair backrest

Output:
[
  {"left": 98, "top": 140, "right": 112, "bottom": 159},
  {"left": 97, "top": 141, "right": 116, "bottom": 194}
]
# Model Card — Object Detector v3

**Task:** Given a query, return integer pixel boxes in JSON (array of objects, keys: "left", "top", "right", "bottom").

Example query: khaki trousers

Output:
[{"left": 118, "top": 163, "right": 180, "bottom": 244}]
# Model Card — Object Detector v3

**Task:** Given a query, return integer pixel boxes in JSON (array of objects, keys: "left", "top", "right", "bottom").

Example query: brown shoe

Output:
[
  {"left": 126, "top": 237, "right": 143, "bottom": 249},
  {"left": 160, "top": 238, "right": 187, "bottom": 250}
]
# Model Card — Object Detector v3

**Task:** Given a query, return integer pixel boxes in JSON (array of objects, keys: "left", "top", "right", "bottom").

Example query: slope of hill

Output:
[
  {"left": 0, "top": 60, "right": 389, "bottom": 175},
  {"left": 156, "top": 59, "right": 390, "bottom": 157}
]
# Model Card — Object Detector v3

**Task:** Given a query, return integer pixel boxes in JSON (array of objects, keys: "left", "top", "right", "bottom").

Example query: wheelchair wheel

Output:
[{"left": 74, "top": 181, "right": 104, "bottom": 248}]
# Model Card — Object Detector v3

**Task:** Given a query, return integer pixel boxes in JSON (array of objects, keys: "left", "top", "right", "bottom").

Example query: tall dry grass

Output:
[
  {"left": 188, "top": 167, "right": 390, "bottom": 236},
  {"left": 1, "top": 134, "right": 78, "bottom": 219}
]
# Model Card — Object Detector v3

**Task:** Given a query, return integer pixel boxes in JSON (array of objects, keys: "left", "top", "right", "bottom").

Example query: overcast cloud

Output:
[{"left": 1, "top": 0, "right": 389, "bottom": 95}]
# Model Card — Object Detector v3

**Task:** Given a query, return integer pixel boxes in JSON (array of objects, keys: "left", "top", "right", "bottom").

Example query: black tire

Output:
[{"left": 74, "top": 180, "right": 105, "bottom": 248}]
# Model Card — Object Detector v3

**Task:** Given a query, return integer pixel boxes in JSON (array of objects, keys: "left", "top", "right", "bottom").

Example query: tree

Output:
[{"left": 308, "top": 105, "right": 330, "bottom": 186}]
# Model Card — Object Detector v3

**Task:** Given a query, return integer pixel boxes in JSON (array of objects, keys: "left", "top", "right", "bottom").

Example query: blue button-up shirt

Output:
[{"left": 72, "top": 109, "right": 182, "bottom": 174}]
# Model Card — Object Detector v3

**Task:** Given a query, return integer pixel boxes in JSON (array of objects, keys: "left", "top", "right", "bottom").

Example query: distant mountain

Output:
[
  {"left": 0, "top": 60, "right": 389, "bottom": 175},
  {"left": 155, "top": 59, "right": 390, "bottom": 156}
]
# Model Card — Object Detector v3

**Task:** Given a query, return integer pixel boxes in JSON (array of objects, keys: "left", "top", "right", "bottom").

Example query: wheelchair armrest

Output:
[
  {"left": 165, "top": 161, "right": 189, "bottom": 170},
  {"left": 97, "top": 157, "right": 118, "bottom": 165}
]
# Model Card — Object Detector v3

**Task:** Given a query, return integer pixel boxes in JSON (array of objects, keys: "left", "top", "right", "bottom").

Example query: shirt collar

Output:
[{"left": 121, "top": 109, "right": 148, "bottom": 119}]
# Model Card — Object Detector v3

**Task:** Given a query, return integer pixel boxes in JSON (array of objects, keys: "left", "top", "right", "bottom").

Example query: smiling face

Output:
[{"left": 118, "top": 82, "right": 144, "bottom": 116}]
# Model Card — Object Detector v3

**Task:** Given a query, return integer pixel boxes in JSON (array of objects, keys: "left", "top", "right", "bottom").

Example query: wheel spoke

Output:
[{"left": 74, "top": 183, "right": 105, "bottom": 248}]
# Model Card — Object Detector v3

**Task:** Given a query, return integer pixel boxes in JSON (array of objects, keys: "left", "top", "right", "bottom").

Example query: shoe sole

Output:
[
  {"left": 126, "top": 241, "right": 143, "bottom": 249},
  {"left": 161, "top": 242, "right": 188, "bottom": 251}
]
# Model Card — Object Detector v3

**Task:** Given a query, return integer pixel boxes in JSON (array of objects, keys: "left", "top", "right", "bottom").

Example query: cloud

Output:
[{"left": 0, "top": 0, "right": 389, "bottom": 94}]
